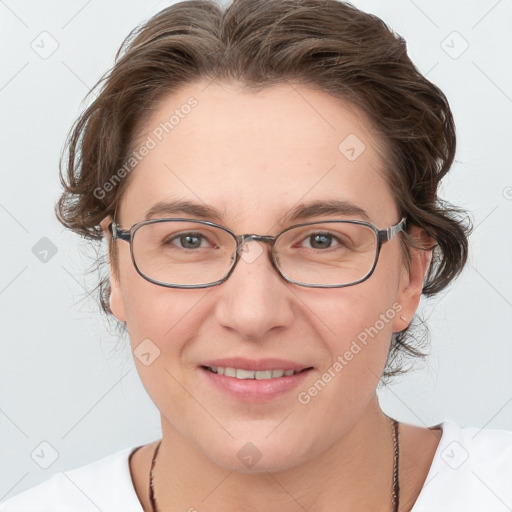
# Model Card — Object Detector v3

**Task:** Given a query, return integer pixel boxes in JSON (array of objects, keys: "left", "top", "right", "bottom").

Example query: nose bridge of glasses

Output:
[{"left": 236, "top": 234, "right": 276, "bottom": 254}]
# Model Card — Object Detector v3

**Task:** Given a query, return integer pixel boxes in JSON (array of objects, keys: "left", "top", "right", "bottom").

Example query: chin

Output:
[{"left": 198, "top": 435, "right": 312, "bottom": 474}]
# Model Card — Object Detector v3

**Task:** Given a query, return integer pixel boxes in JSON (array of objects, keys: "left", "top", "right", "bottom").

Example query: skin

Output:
[{"left": 102, "top": 81, "right": 442, "bottom": 512}]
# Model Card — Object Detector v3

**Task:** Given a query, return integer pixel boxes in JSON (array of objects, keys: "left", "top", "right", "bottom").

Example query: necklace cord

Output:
[
  {"left": 392, "top": 418, "right": 400, "bottom": 512},
  {"left": 148, "top": 440, "right": 161, "bottom": 512}
]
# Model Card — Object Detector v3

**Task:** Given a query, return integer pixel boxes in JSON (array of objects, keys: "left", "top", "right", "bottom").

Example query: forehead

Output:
[{"left": 120, "top": 81, "right": 397, "bottom": 228}]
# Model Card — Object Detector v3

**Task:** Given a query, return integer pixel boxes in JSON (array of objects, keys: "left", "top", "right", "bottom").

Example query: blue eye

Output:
[
  {"left": 167, "top": 232, "right": 209, "bottom": 249},
  {"left": 300, "top": 232, "right": 344, "bottom": 250}
]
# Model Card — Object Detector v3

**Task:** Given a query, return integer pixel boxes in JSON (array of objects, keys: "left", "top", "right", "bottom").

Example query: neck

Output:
[{"left": 151, "top": 397, "right": 398, "bottom": 512}]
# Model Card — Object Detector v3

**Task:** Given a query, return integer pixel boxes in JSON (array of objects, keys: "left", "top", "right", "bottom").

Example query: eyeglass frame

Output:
[{"left": 108, "top": 216, "right": 407, "bottom": 289}]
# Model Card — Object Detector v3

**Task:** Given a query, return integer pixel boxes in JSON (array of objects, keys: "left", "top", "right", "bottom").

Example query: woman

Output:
[{"left": 2, "top": 0, "right": 511, "bottom": 511}]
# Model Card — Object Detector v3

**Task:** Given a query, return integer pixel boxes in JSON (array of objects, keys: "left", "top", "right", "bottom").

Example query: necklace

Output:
[{"left": 148, "top": 418, "right": 400, "bottom": 512}]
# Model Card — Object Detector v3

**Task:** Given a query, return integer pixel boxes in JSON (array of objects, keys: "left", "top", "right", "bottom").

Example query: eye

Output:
[
  {"left": 166, "top": 232, "right": 212, "bottom": 250},
  {"left": 299, "top": 232, "right": 344, "bottom": 250}
]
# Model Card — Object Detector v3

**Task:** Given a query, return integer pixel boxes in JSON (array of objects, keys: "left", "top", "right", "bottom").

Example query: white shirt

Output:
[{"left": 1, "top": 420, "right": 511, "bottom": 512}]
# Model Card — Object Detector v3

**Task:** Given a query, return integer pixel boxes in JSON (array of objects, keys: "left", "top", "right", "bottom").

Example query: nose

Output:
[{"left": 214, "top": 239, "right": 295, "bottom": 340}]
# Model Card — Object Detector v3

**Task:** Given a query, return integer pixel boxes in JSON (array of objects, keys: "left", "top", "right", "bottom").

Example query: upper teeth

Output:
[{"left": 208, "top": 366, "right": 296, "bottom": 379}]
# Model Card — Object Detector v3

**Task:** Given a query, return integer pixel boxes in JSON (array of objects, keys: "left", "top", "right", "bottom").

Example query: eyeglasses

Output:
[{"left": 109, "top": 217, "right": 406, "bottom": 289}]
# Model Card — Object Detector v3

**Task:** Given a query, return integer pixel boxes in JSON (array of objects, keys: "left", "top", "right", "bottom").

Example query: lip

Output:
[
  {"left": 200, "top": 358, "right": 311, "bottom": 372},
  {"left": 199, "top": 359, "right": 314, "bottom": 403}
]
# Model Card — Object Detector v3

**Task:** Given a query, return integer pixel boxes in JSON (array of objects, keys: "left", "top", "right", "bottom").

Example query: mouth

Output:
[
  {"left": 199, "top": 361, "right": 314, "bottom": 402},
  {"left": 201, "top": 365, "right": 312, "bottom": 380}
]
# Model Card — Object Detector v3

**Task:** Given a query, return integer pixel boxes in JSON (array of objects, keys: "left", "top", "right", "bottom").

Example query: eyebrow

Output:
[
  {"left": 144, "top": 200, "right": 225, "bottom": 223},
  {"left": 283, "top": 199, "right": 370, "bottom": 223},
  {"left": 143, "top": 199, "right": 371, "bottom": 224}
]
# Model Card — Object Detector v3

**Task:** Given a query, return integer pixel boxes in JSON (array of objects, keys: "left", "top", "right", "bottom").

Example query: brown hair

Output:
[{"left": 56, "top": 0, "right": 472, "bottom": 380}]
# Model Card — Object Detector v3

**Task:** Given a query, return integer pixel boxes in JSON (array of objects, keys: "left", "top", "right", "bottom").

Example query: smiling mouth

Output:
[{"left": 202, "top": 366, "right": 313, "bottom": 380}]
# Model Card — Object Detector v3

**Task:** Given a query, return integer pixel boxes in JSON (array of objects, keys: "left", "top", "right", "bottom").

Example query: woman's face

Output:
[{"left": 108, "top": 81, "right": 426, "bottom": 472}]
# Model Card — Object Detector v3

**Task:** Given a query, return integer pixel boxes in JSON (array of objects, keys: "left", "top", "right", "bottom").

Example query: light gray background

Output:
[{"left": 1, "top": 0, "right": 511, "bottom": 500}]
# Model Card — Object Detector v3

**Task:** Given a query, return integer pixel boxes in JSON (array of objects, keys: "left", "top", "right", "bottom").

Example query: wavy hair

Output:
[{"left": 56, "top": 0, "right": 472, "bottom": 380}]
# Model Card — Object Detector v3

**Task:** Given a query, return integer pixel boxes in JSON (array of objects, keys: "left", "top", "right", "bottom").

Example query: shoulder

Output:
[
  {"left": 0, "top": 445, "right": 144, "bottom": 512},
  {"left": 412, "top": 420, "right": 512, "bottom": 512}
]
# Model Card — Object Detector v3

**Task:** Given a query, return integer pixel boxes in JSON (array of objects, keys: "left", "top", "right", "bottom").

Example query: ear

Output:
[
  {"left": 392, "top": 225, "right": 434, "bottom": 333},
  {"left": 100, "top": 217, "right": 126, "bottom": 323}
]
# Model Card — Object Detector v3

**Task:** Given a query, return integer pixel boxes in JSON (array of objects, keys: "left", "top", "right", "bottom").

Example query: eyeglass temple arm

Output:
[
  {"left": 108, "top": 222, "right": 131, "bottom": 242},
  {"left": 379, "top": 217, "right": 407, "bottom": 244}
]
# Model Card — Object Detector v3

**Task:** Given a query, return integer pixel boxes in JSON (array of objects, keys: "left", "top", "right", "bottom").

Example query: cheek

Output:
[
  {"left": 116, "top": 252, "right": 210, "bottom": 384},
  {"left": 119, "top": 275, "right": 211, "bottom": 423},
  {"left": 297, "top": 255, "right": 402, "bottom": 391},
  {"left": 116, "top": 244, "right": 189, "bottom": 338},
  {"left": 311, "top": 290, "right": 397, "bottom": 380},
  {"left": 305, "top": 266, "right": 400, "bottom": 354},
  {"left": 121, "top": 276, "right": 205, "bottom": 351}
]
